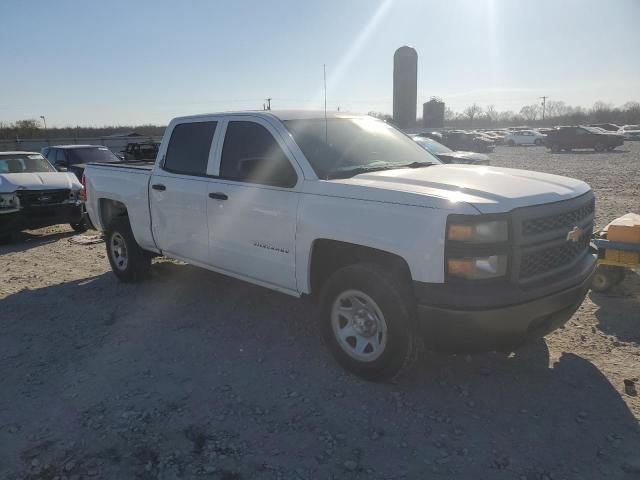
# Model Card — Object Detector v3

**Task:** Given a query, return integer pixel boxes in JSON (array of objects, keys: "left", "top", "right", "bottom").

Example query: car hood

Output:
[
  {"left": 323, "top": 164, "right": 590, "bottom": 214},
  {"left": 0, "top": 172, "right": 82, "bottom": 193},
  {"left": 438, "top": 151, "right": 489, "bottom": 163}
]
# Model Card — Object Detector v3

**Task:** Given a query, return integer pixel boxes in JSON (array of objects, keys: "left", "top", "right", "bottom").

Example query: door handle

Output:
[
  {"left": 152, "top": 184, "right": 166, "bottom": 191},
  {"left": 208, "top": 192, "right": 228, "bottom": 200}
]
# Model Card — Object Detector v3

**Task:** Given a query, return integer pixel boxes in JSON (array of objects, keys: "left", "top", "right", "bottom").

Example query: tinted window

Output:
[
  {"left": 164, "top": 121, "right": 217, "bottom": 176},
  {"left": 67, "top": 147, "right": 120, "bottom": 164},
  {"left": 54, "top": 149, "right": 66, "bottom": 163},
  {"left": 220, "top": 121, "right": 297, "bottom": 188}
]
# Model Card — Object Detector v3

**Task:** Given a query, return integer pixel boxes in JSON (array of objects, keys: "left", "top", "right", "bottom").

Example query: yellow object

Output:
[{"left": 604, "top": 213, "right": 640, "bottom": 264}]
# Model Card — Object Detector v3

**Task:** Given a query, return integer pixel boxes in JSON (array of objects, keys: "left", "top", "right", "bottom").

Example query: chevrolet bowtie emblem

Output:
[{"left": 566, "top": 226, "right": 583, "bottom": 243}]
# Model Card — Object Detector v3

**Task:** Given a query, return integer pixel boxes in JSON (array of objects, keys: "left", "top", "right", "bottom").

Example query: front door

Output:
[
  {"left": 206, "top": 117, "right": 301, "bottom": 291},
  {"left": 150, "top": 120, "right": 218, "bottom": 264}
]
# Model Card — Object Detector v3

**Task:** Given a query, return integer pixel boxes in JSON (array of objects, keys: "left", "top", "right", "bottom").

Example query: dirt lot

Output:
[{"left": 1, "top": 143, "right": 639, "bottom": 479}]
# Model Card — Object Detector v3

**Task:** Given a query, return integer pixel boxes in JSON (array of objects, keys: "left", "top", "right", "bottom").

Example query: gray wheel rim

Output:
[
  {"left": 331, "top": 290, "right": 388, "bottom": 362},
  {"left": 110, "top": 232, "right": 128, "bottom": 271}
]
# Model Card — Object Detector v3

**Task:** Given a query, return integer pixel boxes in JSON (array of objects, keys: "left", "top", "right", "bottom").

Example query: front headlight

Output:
[
  {"left": 447, "top": 220, "right": 508, "bottom": 243},
  {"left": 0, "top": 192, "right": 19, "bottom": 212},
  {"left": 447, "top": 254, "right": 508, "bottom": 280}
]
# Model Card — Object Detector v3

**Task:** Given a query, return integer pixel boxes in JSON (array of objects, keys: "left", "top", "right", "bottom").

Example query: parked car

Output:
[
  {"left": 413, "top": 136, "right": 489, "bottom": 165},
  {"left": 0, "top": 151, "right": 85, "bottom": 240},
  {"left": 440, "top": 131, "right": 494, "bottom": 153},
  {"left": 42, "top": 145, "right": 122, "bottom": 179},
  {"left": 84, "top": 111, "right": 597, "bottom": 380},
  {"left": 121, "top": 142, "right": 160, "bottom": 161},
  {"left": 618, "top": 125, "right": 640, "bottom": 141},
  {"left": 543, "top": 126, "right": 624, "bottom": 152},
  {"left": 589, "top": 123, "right": 620, "bottom": 132},
  {"left": 504, "top": 130, "right": 546, "bottom": 146}
]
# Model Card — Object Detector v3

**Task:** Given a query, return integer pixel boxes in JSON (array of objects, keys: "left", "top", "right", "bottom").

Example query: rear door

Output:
[
  {"left": 574, "top": 127, "right": 592, "bottom": 148},
  {"left": 205, "top": 116, "right": 301, "bottom": 291},
  {"left": 149, "top": 120, "right": 220, "bottom": 264}
]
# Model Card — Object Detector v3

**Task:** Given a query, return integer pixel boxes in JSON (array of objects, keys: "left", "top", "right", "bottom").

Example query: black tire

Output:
[
  {"left": 105, "top": 217, "right": 151, "bottom": 282},
  {"left": 550, "top": 143, "right": 561, "bottom": 153},
  {"left": 594, "top": 142, "right": 606, "bottom": 152},
  {"left": 70, "top": 220, "right": 88, "bottom": 233},
  {"left": 507, "top": 139, "right": 516, "bottom": 147},
  {"left": 534, "top": 138, "right": 543, "bottom": 146},
  {"left": 591, "top": 265, "right": 625, "bottom": 293},
  {"left": 318, "top": 263, "right": 418, "bottom": 381}
]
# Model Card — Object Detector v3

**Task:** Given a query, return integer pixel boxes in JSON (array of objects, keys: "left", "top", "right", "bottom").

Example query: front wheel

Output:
[
  {"left": 106, "top": 218, "right": 151, "bottom": 282},
  {"left": 594, "top": 142, "right": 606, "bottom": 152},
  {"left": 318, "top": 263, "right": 418, "bottom": 381},
  {"left": 534, "top": 138, "right": 543, "bottom": 146},
  {"left": 507, "top": 139, "right": 516, "bottom": 147},
  {"left": 550, "top": 143, "right": 561, "bottom": 153}
]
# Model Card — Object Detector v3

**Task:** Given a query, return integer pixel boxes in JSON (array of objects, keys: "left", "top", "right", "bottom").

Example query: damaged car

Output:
[{"left": 0, "top": 151, "right": 86, "bottom": 241}]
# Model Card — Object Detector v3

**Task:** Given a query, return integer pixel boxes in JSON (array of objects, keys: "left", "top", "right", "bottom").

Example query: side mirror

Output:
[{"left": 56, "top": 166, "right": 68, "bottom": 172}]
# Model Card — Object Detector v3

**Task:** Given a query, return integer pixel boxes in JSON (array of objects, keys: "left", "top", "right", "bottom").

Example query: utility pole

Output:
[
  {"left": 265, "top": 98, "right": 272, "bottom": 111},
  {"left": 540, "top": 96, "right": 547, "bottom": 122}
]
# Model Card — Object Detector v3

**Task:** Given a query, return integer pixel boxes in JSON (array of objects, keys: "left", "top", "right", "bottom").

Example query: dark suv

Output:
[
  {"left": 42, "top": 145, "right": 122, "bottom": 179},
  {"left": 544, "top": 126, "right": 624, "bottom": 152}
]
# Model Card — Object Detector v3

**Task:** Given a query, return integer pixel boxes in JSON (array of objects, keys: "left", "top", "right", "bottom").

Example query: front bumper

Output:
[
  {"left": 414, "top": 253, "right": 596, "bottom": 352},
  {"left": 0, "top": 203, "right": 84, "bottom": 235}
]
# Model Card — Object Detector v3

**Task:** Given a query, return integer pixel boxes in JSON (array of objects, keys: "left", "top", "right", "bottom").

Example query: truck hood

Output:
[
  {"left": 0, "top": 172, "right": 82, "bottom": 193},
  {"left": 327, "top": 164, "right": 590, "bottom": 214}
]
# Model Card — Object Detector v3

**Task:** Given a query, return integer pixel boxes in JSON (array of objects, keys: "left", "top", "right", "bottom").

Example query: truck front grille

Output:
[
  {"left": 513, "top": 193, "right": 594, "bottom": 283},
  {"left": 519, "top": 230, "right": 591, "bottom": 279},
  {"left": 522, "top": 199, "right": 594, "bottom": 236},
  {"left": 17, "top": 189, "right": 70, "bottom": 207}
]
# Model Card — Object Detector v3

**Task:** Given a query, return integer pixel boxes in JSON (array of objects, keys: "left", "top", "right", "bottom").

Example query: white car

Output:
[
  {"left": 0, "top": 151, "right": 85, "bottom": 240},
  {"left": 504, "top": 130, "right": 546, "bottom": 146},
  {"left": 84, "top": 111, "right": 596, "bottom": 380},
  {"left": 619, "top": 125, "right": 640, "bottom": 141}
]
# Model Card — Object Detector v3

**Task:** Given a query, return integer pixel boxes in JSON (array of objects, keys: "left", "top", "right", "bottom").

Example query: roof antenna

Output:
[{"left": 323, "top": 64, "right": 328, "bottom": 144}]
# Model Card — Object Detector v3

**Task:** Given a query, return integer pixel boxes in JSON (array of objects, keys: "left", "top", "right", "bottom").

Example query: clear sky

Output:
[{"left": 1, "top": 0, "right": 639, "bottom": 127}]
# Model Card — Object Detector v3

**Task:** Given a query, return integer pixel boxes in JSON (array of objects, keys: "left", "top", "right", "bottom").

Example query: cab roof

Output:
[{"left": 171, "top": 110, "right": 367, "bottom": 123}]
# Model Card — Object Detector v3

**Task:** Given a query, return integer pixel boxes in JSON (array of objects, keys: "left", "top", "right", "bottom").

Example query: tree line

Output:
[
  {"left": 370, "top": 100, "right": 640, "bottom": 129},
  {"left": 2, "top": 100, "right": 639, "bottom": 139},
  {"left": 0, "top": 120, "right": 165, "bottom": 140}
]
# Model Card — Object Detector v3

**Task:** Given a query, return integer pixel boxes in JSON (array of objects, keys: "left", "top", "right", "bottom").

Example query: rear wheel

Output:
[
  {"left": 550, "top": 143, "right": 561, "bottom": 153},
  {"left": 594, "top": 142, "right": 606, "bottom": 152},
  {"left": 318, "top": 263, "right": 418, "bottom": 381},
  {"left": 534, "top": 138, "right": 543, "bottom": 146},
  {"left": 106, "top": 217, "right": 150, "bottom": 282},
  {"left": 507, "top": 139, "right": 516, "bottom": 147}
]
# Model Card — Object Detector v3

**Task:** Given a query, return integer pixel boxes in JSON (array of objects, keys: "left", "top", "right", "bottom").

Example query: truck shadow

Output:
[
  {"left": 1, "top": 262, "right": 639, "bottom": 479},
  {"left": 589, "top": 271, "right": 640, "bottom": 344},
  {"left": 0, "top": 228, "right": 78, "bottom": 254}
]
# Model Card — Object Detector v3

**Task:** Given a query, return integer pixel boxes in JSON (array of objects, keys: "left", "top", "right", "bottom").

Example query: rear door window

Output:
[
  {"left": 219, "top": 121, "right": 297, "bottom": 188},
  {"left": 163, "top": 121, "right": 218, "bottom": 176}
]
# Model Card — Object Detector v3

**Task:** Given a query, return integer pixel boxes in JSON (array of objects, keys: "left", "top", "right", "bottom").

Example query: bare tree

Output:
[
  {"left": 519, "top": 104, "right": 541, "bottom": 122},
  {"left": 484, "top": 105, "right": 498, "bottom": 124},
  {"left": 463, "top": 104, "right": 483, "bottom": 127}
]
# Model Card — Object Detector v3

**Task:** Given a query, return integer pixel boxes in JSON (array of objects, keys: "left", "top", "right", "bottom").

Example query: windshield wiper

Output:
[
  {"left": 327, "top": 165, "right": 398, "bottom": 179},
  {"left": 327, "top": 161, "right": 436, "bottom": 179},
  {"left": 402, "top": 161, "right": 437, "bottom": 168}
]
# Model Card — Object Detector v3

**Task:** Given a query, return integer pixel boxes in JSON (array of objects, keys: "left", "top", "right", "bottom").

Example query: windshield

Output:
[
  {"left": 67, "top": 147, "right": 120, "bottom": 164},
  {"left": 413, "top": 136, "right": 453, "bottom": 154},
  {"left": 283, "top": 117, "right": 440, "bottom": 178},
  {"left": 0, "top": 154, "right": 57, "bottom": 174},
  {"left": 582, "top": 126, "right": 605, "bottom": 134}
]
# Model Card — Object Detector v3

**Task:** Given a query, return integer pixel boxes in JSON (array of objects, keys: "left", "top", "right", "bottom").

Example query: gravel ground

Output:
[{"left": 1, "top": 143, "right": 639, "bottom": 479}]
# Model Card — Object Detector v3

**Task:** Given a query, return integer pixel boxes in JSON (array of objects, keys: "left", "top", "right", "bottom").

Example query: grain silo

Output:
[
  {"left": 423, "top": 98, "right": 445, "bottom": 129},
  {"left": 392, "top": 46, "right": 417, "bottom": 129}
]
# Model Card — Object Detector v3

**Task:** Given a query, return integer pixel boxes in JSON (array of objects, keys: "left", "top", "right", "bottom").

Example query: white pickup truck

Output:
[{"left": 84, "top": 111, "right": 596, "bottom": 380}]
